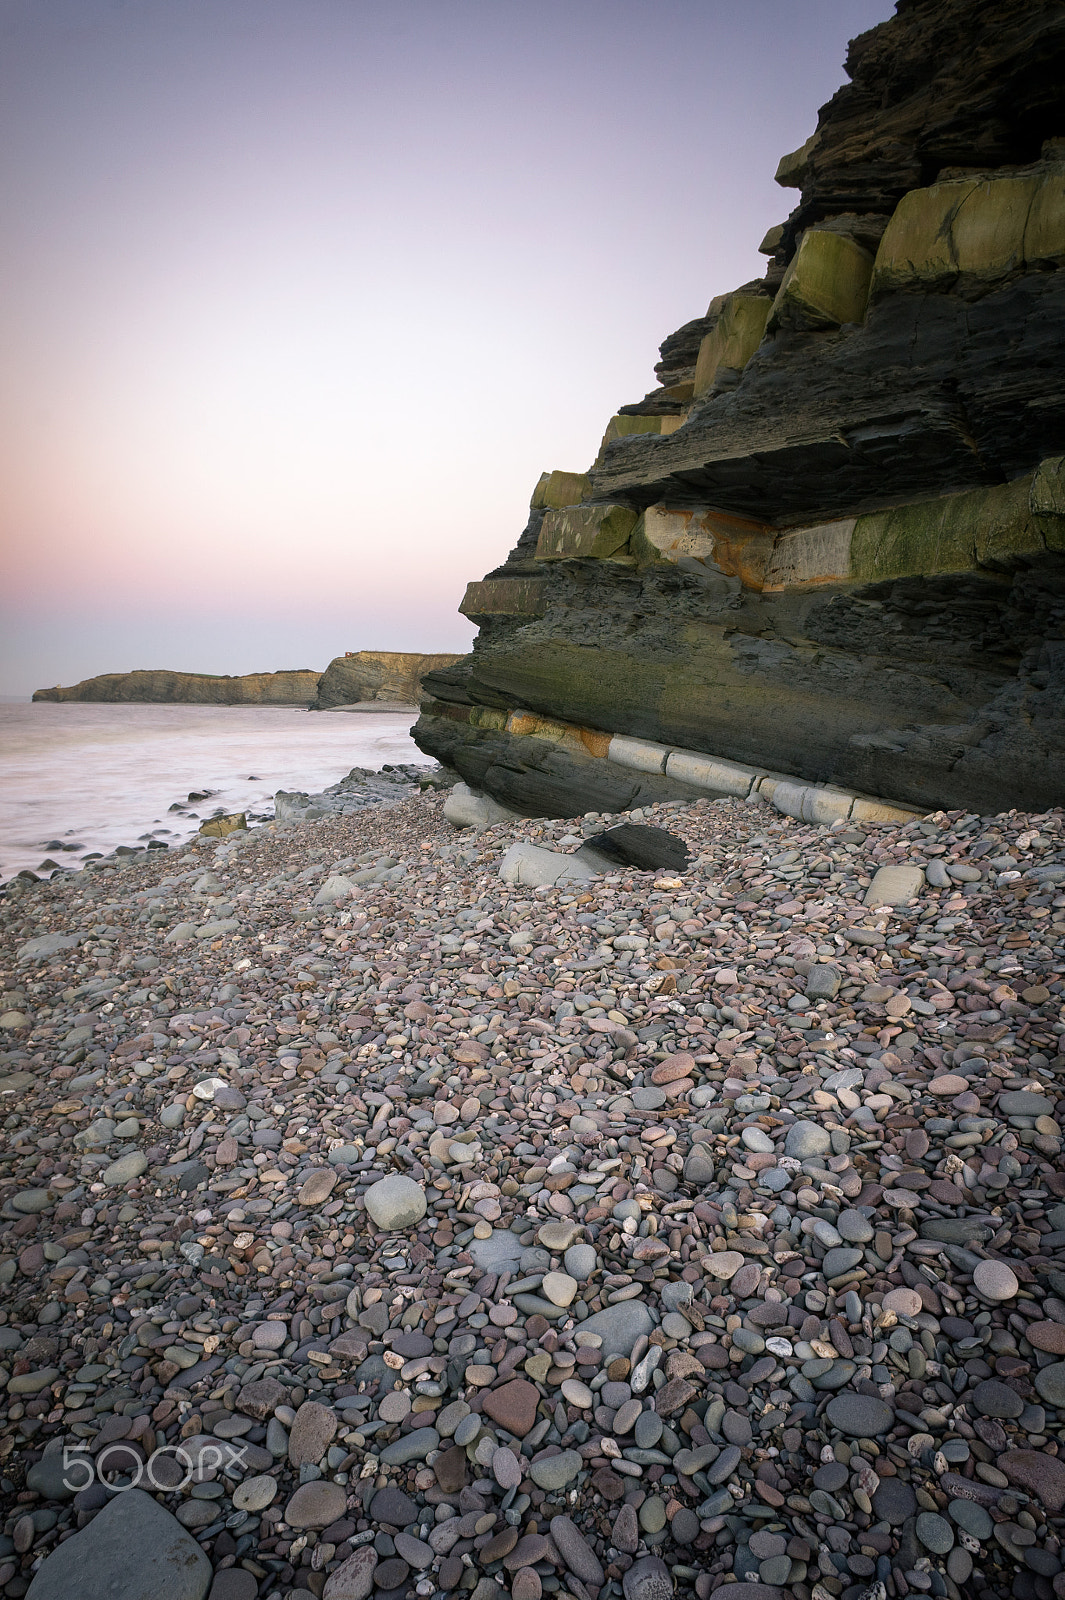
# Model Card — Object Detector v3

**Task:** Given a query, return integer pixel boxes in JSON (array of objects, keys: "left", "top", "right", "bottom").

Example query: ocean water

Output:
[{"left": 0, "top": 702, "right": 424, "bottom": 881}]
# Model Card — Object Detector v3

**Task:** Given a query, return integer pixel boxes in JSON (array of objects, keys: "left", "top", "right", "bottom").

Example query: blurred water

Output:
[{"left": 0, "top": 702, "right": 423, "bottom": 880}]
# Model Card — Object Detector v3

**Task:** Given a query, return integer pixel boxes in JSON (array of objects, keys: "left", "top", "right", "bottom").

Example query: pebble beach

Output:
[{"left": 0, "top": 787, "right": 1063, "bottom": 1600}]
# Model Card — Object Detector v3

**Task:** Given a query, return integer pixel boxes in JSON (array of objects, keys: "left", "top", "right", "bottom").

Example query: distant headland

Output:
[{"left": 32, "top": 651, "right": 463, "bottom": 709}]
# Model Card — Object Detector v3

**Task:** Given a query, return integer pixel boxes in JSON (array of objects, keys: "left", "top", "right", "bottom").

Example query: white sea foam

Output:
[{"left": 0, "top": 703, "right": 424, "bottom": 880}]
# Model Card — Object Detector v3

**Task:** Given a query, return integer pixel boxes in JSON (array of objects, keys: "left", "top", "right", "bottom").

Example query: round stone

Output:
[
  {"left": 378, "top": 1390, "right": 412, "bottom": 1423},
  {"left": 364, "top": 1175, "right": 427, "bottom": 1230},
  {"left": 560, "top": 1378, "right": 594, "bottom": 1408},
  {"left": 252, "top": 1321, "right": 287, "bottom": 1350},
  {"left": 631, "top": 1087, "right": 666, "bottom": 1111},
  {"left": 564, "top": 1243, "right": 597, "bottom": 1281},
  {"left": 528, "top": 1450, "right": 582, "bottom": 1491},
  {"left": 948, "top": 1498, "right": 992, "bottom": 1540},
  {"left": 836, "top": 1210, "right": 874, "bottom": 1243},
  {"left": 670, "top": 1508, "right": 699, "bottom": 1545},
  {"left": 1035, "top": 1363, "right": 1065, "bottom": 1408},
  {"left": 542, "top": 1271, "right": 578, "bottom": 1308},
  {"left": 929, "top": 1074, "right": 969, "bottom": 1095},
  {"left": 233, "top": 1475, "right": 277, "bottom": 1512},
  {"left": 492, "top": 1447, "right": 522, "bottom": 1490},
  {"left": 825, "top": 1393, "right": 893, "bottom": 1437},
  {"left": 872, "top": 1478, "right": 917, "bottom": 1522},
  {"left": 284, "top": 1480, "right": 346, "bottom": 1528},
  {"left": 973, "top": 1259, "right": 1018, "bottom": 1301},
  {"left": 1026, "top": 1323, "right": 1065, "bottom": 1355},
  {"left": 882, "top": 1287, "right": 922, "bottom": 1318},
  {"left": 971, "top": 1379, "right": 1024, "bottom": 1419},
  {"left": 638, "top": 1496, "right": 666, "bottom": 1534},
  {"left": 784, "top": 1121, "right": 831, "bottom": 1159},
  {"left": 916, "top": 1512, "right": 954, "bottom": 1554}
]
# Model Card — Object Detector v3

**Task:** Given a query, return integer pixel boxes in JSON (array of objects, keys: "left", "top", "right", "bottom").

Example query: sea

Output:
[{"left": 0, "top": 701, "right": 424, "bottom": 882}]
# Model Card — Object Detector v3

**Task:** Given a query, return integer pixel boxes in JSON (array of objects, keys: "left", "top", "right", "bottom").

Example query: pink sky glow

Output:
[{"left": 1, "top": 0, "right": 891, "bottom": 695}]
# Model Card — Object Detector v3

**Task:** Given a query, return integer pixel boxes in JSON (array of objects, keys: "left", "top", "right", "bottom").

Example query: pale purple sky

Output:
[{"left": 1, "top": 0, "right": 890, "bottom": 696}]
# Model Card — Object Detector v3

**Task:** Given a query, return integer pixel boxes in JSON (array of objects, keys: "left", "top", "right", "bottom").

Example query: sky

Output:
[{"left": 0, "top": 0, "right": 892, "bottom": 697}]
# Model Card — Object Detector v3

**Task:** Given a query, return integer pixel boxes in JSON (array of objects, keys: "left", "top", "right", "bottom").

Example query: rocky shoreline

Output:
[{"left": 0, "top": 784, "right": 1062, "bottom": 1600}]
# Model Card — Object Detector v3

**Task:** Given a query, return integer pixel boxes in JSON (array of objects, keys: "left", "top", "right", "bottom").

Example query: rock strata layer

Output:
[{"left": 414, "top": 0, "right": 1065, "bottom": 818}]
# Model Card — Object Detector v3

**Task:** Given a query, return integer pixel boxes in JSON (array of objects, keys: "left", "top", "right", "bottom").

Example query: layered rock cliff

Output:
[
  {"left": 311, "top": 651, "right": 464, "bottom": 710},
  {"left": 32, "top": 668, "right": 320, "bottom": 706},
  {"left": 415, "top": 0, "right": 1065, "bottom": 819}
]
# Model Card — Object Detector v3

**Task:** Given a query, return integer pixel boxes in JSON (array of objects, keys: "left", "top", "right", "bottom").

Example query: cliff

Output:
[
  {"left": 414, "top": 0, "right": 1065, "bottom": 819},
  {"left": 32, "top": 669, "right": 319, "bottom": 706},
  {"left": 310, "top": 650, "right": 465, "bottom": 710}
]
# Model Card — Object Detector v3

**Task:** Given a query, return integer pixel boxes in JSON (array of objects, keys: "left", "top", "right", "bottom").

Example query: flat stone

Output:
[
  {"left": 822, "top": 1247, "right": 863, "bottom": 1279},
  {"left": 322, "top": 1547, "right": 378, "bottom": 1600},
  {"left": 469, "top": 1229, "right": 523, "bottom": 1272},
  {"left": 577, "top": 1300, "right": 654, "bottom": 1360},
  {"left": 998, "top": 1450, "right": 1065, "bottom": 1513},
  {"left": 393, "top": 1533, "right": 434, "bottom": 1570},
  {"left": 537, "top": 1221, "right": 581, "bottom": 1251},
  {"left": 25, "top": 1452, "right": 78, "bottom": 1500},
  {"left": 622, "top": 1557, "right": 677, "bottom": 1600},
  {"left": 1025, "top": 1322, "right": 1065, "bottom": 1355},
  {"left": 650, "top": 1052, "right": 695, "bottom": 1085},
  {"left": 825, "top": 1393, "right": 893, "bottom": 1436},
  {"left": 285, "top": 1481, "right": 347, "bottom": 1528},
  {"left": 288, "top": 1401, "right": 338, "bottom": 1468},
  {"left": 236, "top": 1377, "right": 287, "bottom": 1421},
  {"left": 561, "top": 1377, "right": 594, "bottom": 1408},
  {"left": 971, "top": 1379, "right": 1024, "bottom": 1418},
  {"left": 482, "top": 1379, "right": 539, "bottom": 1438},
  {"left": 379, "top": 1427, "right": 439, "bottom": 1465},
  {"left": 703, "top": 1250, "right": 745, "bottom": 1280},
  {"left": 998, "top": 1091, "right": 1054, "bottom": 1116},
  {"left": 297, "top": 1168, "right": 337, "bottom": 1205},
  {"left": 865, "top": 864, "right": 925, "bottom": 906},
  {"left": 25, "top": 1487, "right": 211, "bottom": 1600},
  {"left": 252, "top": 1321, "right": 288, "bottom": 1350},
  {"left": 364, "top": 1174, "right": 426, "bottom": 1229},
  {"left": 549, "top": 1515, "right": 604, "bottom": 1584},
  {"left": 928, "top": 1074, "right": 969, "bottom": 1095},
  {"left": 101, "top": 1150, "right": 147, "bottom": 1187},
  {"left": 370, "top": 1486, "right": 418, "bottom": 1527},
  {"left": 492, "top": 1446, "right": 523, "bottom": 1490},
  {"left": 1035, "top": 1363, "right": 1065, "bottom": 1408},
  {"left": 207, "top": 1573, "right": 258, "bottom": 1600},
  {"left": 948, "top": 1498, "right": 992, "bottom": 1539},
  {"left": 836, "top": 1210, "right": 874, "bottom": 1243},
  {"left": 882, "top": 1287, "right": 923, "bottom": 1318}
]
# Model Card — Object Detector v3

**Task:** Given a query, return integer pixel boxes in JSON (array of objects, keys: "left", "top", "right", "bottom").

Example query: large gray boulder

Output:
[
  {"left": 498, "top": 842, "right": 598, "bottom": 888},
  {"left": 444, "top": 782, "right": 517, "bottom": 831},
  {"left": 27, "top": 1488, "right": 212, "bottom": 1600}
]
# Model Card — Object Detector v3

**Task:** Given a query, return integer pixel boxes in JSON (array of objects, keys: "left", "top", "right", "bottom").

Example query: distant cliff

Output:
[
  {"left": 311, "top": 651, "right": 464, "bottom": 710},
  {"left": 32, "top": 669, "right": 320, "bottom": 706}
]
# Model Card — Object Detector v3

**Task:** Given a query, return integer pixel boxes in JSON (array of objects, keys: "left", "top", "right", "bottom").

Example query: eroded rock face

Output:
[
  {"left": 311, "top": 650, "right": 464, "bottom": 709},
  {"left": 415, "top": 0, "right": 1065, "bottom": 818}
]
